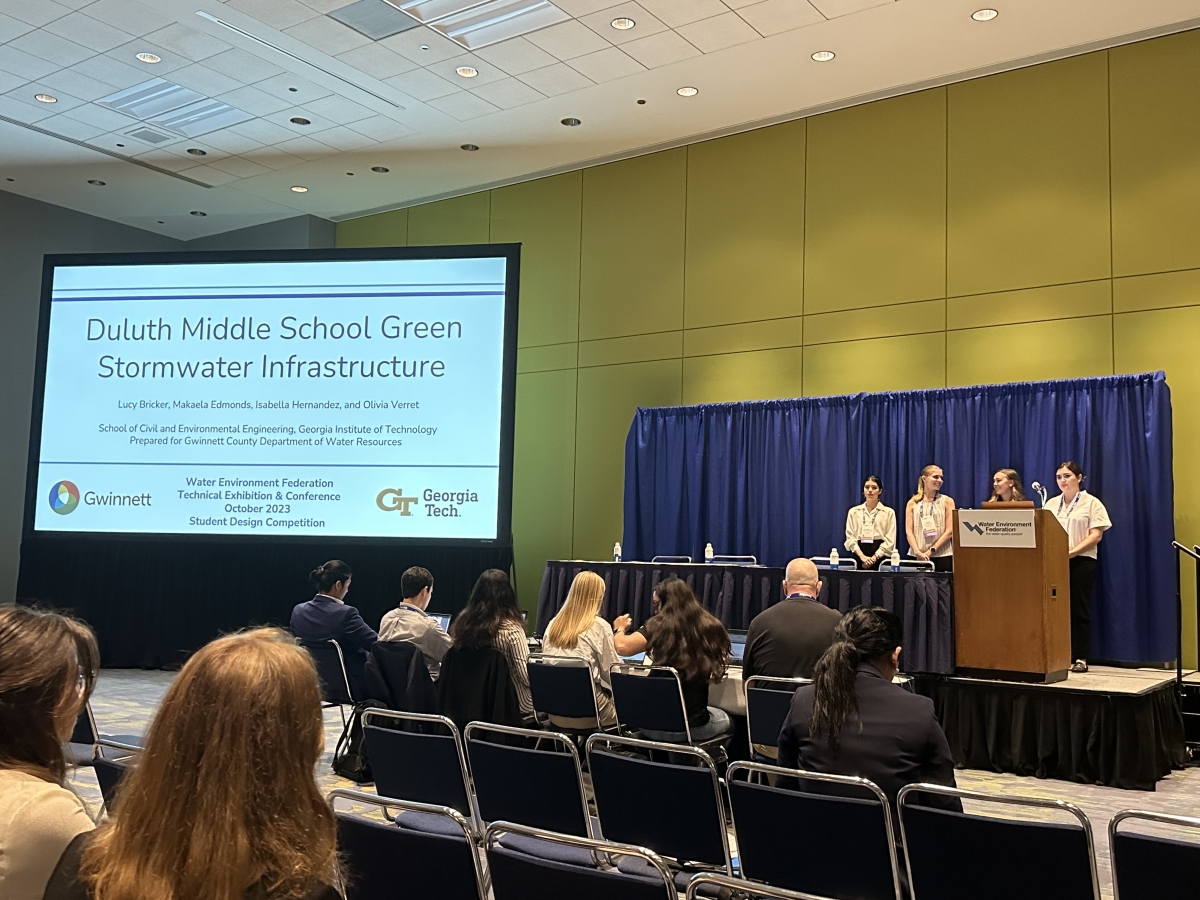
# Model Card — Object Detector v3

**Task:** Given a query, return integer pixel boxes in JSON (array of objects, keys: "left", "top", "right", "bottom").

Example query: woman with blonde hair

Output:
[
  {"left": 543, "top": 571, "right": 618, "bottom": 728},
  {"left": 45, "top": 628, "right": 340, "bottom": 900},
  {"left": 904, "top": 464, "right": 956, "bottom": 572},
  {"left": 0, "top": 607, "right": 99, "bottom": 900}
]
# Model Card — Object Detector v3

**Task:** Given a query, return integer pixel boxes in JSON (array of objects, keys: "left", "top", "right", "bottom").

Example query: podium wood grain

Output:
[{"left": 952, "top": 509, "right": 1070, "bottom": 680}]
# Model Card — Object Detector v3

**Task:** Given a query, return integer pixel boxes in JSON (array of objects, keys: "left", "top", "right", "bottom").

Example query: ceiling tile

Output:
[
  {"left": 335, "top": 43, "right": 418, "bottom": 79},
  {"left": 245, "top": 149, "right": 306, "bottom": 169},
  {"left": 70, "top": 55, "right": 146, "bottom": 88},
  {"left": 194, "top": 128, "right": 265, "bottom": 154},
  {"left": 619, "top": 29, "right": 699, "bottom": 66},
  {"left": 169, "top": 64, "right": 244, "bottom": 98},
  {"left": 0, "top": 93, "right": 56, "bottom": 123},
  {"left": 41, "top": 113, "right": 106, "bottom": 140},
  {"left": 328, "top": 0, "right": 418, "bottom": 40},
  {"left": 271, "top": 106, "right": 336, "bottom": 132},
  {"left": 202, "top": 48, "right": 286, "bottom": 84},
  {"left": 0, "top": 11, "right": 34, "bottom": 42},
  {"left": 283, "top": 16, "right": 371, "bottom": 56},
  {"left": 566, "top": 45, "right": 643, "bottom": 82},
  {"left": 637, "top": 0, "right": 730, "bottom": 27},
  {"left": 273, "top": 134, "right": 340, "bottom": 159},
  {"left": 735, "top": 0, "right": 824, "bottom": 35},
  {"left": 228, "top": 116, "right": 297, "bottom": 143},
  {"left": 54, "top": 0, "right": 98, "bottom": 12},
  {"left": 74, "top": 0, "right": 176, "bottom": 37},
  {"left": 426, "top": 90, "right": 499, "bottom": 121},
  {"left": 44, "top": 12, "right": 135, "bottom": 53},
  {"left": 381, "top": 68, "right": 458, "bottom": 101},
  {"left": 429, "top": 54, "right": 508, "bottom": 87},
  {"left": 216, "top": 84, "right": 292, "bottom": 116},
  {"left": 9, "top": 30, "right": 94, "bottom": 68},
  {"left": 0, "top": 46, "right": 61, "bottom": 81},
  {"left": 88, "top": 130, "right": 145, "bottom": 153},
  {"left": 553, "top": 0, "right": 617, "bottom": 14},
  {"left": 524, "top": 20, "right": 611, "bottom": 61},
  {"left": 578, "top": 3, "right": 667, "bottom": 46},
  {"left": 467, "top": 76, "right": 544, "bottom": 109},
  {"left": 304, "top": 122, "right": 377, "bottom": 149},
  {"left": 808, "top": 0, "right": 889, "bottom": 15},
  {"left": 206, "top": 155, "right": 274, "bottom": 178},
  {"left": 104, "top": 40, "right": 190, "bottom": 74},
  {"left": 297, "top": 0, "right": 351, "bottom": 12},
  {"left": 225, "top": 0, "right": 321, "bottom": 30},
  {"left": 516, "top": 62, "right": 592, "bottom": 96},
  {"left": 675, "top": 11, "right": 759, "bottom": 51},
  {"left": 302, "top": 92, "right": 375, "bottom": 123},
  {"left": 0, "top": 0, "right": 72, "bottom": 28},
  {"left": 5, "top": 86, "right": 86, "bottom": 114},
  {"left": 346, "top": 113, "right": 414, "bottom": 141},
  {"left": 256, "top": 72, "right": 332, "bottom": 103},
  {"left": 60, "top": 101, "right": 139, "bottom": 130},
  {"left": 177, "top": 163, "right": 241, "bottom": 185},
  {"left": 142, "top": 24, "right": 232, "bottom": 62},
  {"left": 0, "top": 69, "right": 26, "bottom": 94},
  {"left": 132, "top": 148, "right": 203, "bottom": 171},
  {"left": 40, "top": 68, "right": 121, "bottom": 101},
  {"left": 379, "top": 27, "right": 462, "bottom": 65},
  {"left": 473, "top": 37, "right": 557, "bottom": 76}
]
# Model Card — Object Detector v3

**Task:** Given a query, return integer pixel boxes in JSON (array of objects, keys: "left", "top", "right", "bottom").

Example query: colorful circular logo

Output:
[{"left": 49, "top": 480, "right": 80, "bottom": 515}]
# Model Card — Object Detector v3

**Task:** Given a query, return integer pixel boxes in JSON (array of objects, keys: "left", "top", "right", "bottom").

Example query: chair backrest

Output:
[
  {"left": 364, "top": 640, "right": 437, "bottom": 713},
  {"left": 70, "top": 704, "right": 98, "bottom": 745},
  {"left": 301, "top": 639, "right": 355, "bottom": 704},
  {"left": 744, "top": 677, "right": 807, "bottom": 748},
  {"left": 898, "top": 784, "right": 1099, "bottom": 900},
  {"left": 362, "top": 709, "right": 476, "bottom": 829},
  {"left": 465, "top": 723, "right": 592, "bottom": 838},
  {"left": 727, "top": 761, "right": 900, "bottom": 900},
  {"left": 1110, "top": 809, "right": 1200, "bottom": 900},
  {"left": 437, "top": 645, "right": 523, "bottom": 732},
  {"left": 685, "top": 873, "right": 839, "bottom": 900},
  {"left": 585, "top": 733, "right": 731, "bottom": 872},
  {"left": 330, "top": 789, "right": 484, "bottom": 900},
  {"left": 485, "top": 821, "right": 676, "bottom": 900},
  {"left": 609, "top": 666, "right": 689, "bottom": 738},
  {"left": 93, "top": 754, "right": 133, "bottom": 815},
  {"left": 528, "top": 656, "right": 600, "bottom": 721}
]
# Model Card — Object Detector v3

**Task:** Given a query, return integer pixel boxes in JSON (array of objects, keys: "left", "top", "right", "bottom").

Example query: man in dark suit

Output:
[
  {"left": 744, "top": 557, "right": 841, "bottom": 681},
  {"left": 290, "top": 559, "right": 377, "bottom": 698}
]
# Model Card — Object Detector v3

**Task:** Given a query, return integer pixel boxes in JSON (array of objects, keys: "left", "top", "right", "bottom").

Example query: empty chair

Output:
[
  {"left": 745, "top": 676, "right": 807, "bottom": 761},
  {"left": 727, "top": 761, "right": 901, "bottom": 900},
  {"left": 609, "top": 665, "right": 730, "bottom": 753},
  {"left": 330, "top": 789, "right": 485, "bottom": 900},
  {"left": 300, "top": 639, "right": 355, "bottom": 722},
  {"left": 1110, "top": 809, "right": 1200, "bottom": 900},
  {"left": 898, "top": 784, "right": 1100, "bottom": 900},
  {"left": 586, "top": 733, "right": 732, "bottom": 875},
  {"left": 528, "top": 656, "right": 605, "bottom": 732},
  {"left": 66, "top": 703, "right": 145, "bottom": 766},
  {"left": 686, "top": 872, "right": 840, "bottom": 900},
  {"left": 485, "top": 821, "right": 676, "bottom": 900}
]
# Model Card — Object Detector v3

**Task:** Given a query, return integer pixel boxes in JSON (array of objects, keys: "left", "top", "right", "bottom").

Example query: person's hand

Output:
[
  {"left": 613, "top": 614, "right": 632, "bottom": 635},
  {"left": 915, "top": 549, "right": 930, "bottom": 561},
  {"left": 856, "top": 551, "right": 868, "bottom": 564}
]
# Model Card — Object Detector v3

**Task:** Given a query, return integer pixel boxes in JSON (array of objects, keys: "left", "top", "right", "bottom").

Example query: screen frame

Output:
[{"left": 23, "top": 244, "right": 520, "bottom": 548}]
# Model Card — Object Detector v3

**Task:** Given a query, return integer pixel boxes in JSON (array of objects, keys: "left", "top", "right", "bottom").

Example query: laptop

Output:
[
  {"left": 429, "top": 612, "right": 451, "bottom": 631},
  {"left": 728, "top": 629, "right": 748, "bottom": 665}
]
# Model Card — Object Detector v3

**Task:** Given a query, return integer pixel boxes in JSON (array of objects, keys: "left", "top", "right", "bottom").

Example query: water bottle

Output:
[
  {"left": 613, "top": 542, "right": 622, "bottom": 562},
  {"left": 829, "top": 547, "right": 839, "bottom": 568},
  {"left": 891, "top": 549, "right": 901, "bottom": 571},
  {"left": 704, "top": 542, "right": 714, "bottom": 564}
]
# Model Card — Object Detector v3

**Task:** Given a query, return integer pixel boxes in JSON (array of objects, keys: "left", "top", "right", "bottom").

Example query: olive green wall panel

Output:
[
  {"left": 684, "top": 121, "right": 805, "bottom": 329},
  {"left": 408, "top": 192, "right": 491, "bottom": 246},
  {"left": 491, "top": 172, "right": 583, "bottom": 349},
  {"left": 947, "top": 315, "right": 1113, "bottom": 387},
  {"left": 805, "top": 89, "right": 947, "bottom": 314},
  {"left": 517, "top": 342, "right": 578, "bottom": 373},
  {"left": 573, "top": 359, "right": 682, "bottom": 558},
  {"left": 512, "top": 369, "right": 578, "bottom": 614},
  {"left": 684, "top": 317, "right": 803, "bottom": 357},
  {"left": 1114, "top": 268, "right": 1200, "bottom": 313},
  {"left": 947, "top": 53, "right": 1111, "bottom": 296},
  {"left": 336, "top": 209, "right": 407, "bottom": 248},
  {"left": 1111, "top": 30, "right": 1200, "bottom": 277},
  {"left": 683, "top": 347, "right": 802, "bottom": 404},
  {"left": 805, "top": 299, "right": 945, "bottom": 346},
  {"left": 579, "top": 150, "right": 687, "bottom": 341},
  {"left": 579, "top": 331, "right": 683, "bottom": 368},
  {"left": 803, "top": 333, "right": 945, "bottom": 397},
  {"left": 947, "top": 280, "right": 1111, "bottom": 330}
]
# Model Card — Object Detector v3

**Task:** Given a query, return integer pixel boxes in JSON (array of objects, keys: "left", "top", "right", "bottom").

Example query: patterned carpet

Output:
[{"left": 71, "top": 669, "right": 1200, "bottom": 899}]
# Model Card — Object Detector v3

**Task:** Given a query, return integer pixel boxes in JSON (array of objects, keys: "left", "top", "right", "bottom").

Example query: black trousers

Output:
[
  {"left": 1069, "top": 555, "right": 1098, "bottom": 660},
  {"left": 932, "top": 555, "right": 953, "bottom": 573},
  {"left": 858, "top": 540, "right": 883, "bottom": 570}
]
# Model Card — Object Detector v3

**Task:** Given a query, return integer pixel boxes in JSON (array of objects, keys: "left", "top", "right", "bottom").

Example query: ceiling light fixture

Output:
[
  {"left": 371, "top": 166, "right": 390, "bottom": 172},
  {"left": 811, "top": 50, "right": 835, "bottom": 61},
  {"left": 288, "top": 86, "right": 298, "bottom": 92},
  {"left": 190, "top": 210, "right": 206, "bottom": 216},
  {"left": 420, "top": 44, "right": 429, "bottom": 50},
  {"left": 136, "top": 52, "right": 161, "bottom": 64},
  {"left": 561, "top": 117, "right": 580, "bottom": 126},
  {"left": 35, "top": 94, "right": 57, "bottom": 103},
  {"left": 971, "top": 8, "right": 998, "bottom": 20},
  {"left": 456, "top": 66, "right": 478, "bottom": 77},
  {"left": 676, "top": 86, "right": 697, "bottom": 97},
  {"left": 290, "top": 116, "right": 310, "bottom": 125},
  {"left": 87, "top": 179, "right": 106, "bottom": 185},
  {"left": 636, "top": 98, "right": 646, "bottom": 105},
  {"left": 611, "top": 17, "right": 634, "bottom": 29},
  {"left": 460, "top": 144, "right": 479, "bottom": 151},
  {"left": 291, "top": 185, "right": 308, "bottom": 193},
  {"left": 186, "top": 148, "right": 207, "bottom": 155}
]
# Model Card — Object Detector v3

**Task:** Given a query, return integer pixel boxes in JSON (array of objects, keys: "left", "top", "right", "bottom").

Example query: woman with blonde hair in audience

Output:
[
  {"left": 0, "top": 607, "right": 99, "bottom": 900},
  {"left": 45, "top": 628, "right": 341, "bottom": 900},
  {"left": 543, "top": 571, "right": 619, "bottom": 728}
]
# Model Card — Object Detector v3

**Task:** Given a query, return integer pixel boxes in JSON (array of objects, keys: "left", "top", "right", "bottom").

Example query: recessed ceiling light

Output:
[
  {"left": 371, "top": 166, "right": 389, "bottom": 173},
  {"left": 87, "top": 180, "right": 106, "bottom": 186},
  {"left": 288, "top": 86, "right": 298, "bottom": 92},
  {"left": 290, "top": 117, "right": 310, "bottom": 125},
  {"left": 676, "top": 86, "right": 698, "bottom": 97},
  {"left": 456, "top": 66, "right": 478, "bottom": 77},
  {"left": 290, "top": 185, "right": 308, "bottom": 193},
  {"left": 420, "top": 44, "right": 429, "bottom": 50},
  {"left": 971, "top": 8, "right": 998, "bottom": 20},
  {"left": 190, "top": 210, "right": 206, "bottom": 217},
  {"left": 136, "top": 52, "right": 161, "bottom": 64},
  {"left": 561, "top": 117, "right": 581, "bottom": 126},
  {"left": 5, "top": 177, "right": 14, "bottom": 182},
  {"left": 35, "top": 94, "right": 57, "bottom": 103},
  {"left": 460, "top": 144, "right": 479, "bottom": 151},
  {"left": 346, "top": 172, "right": 355, "bottom": 176},
  {"left": 186, "top": 148, "right": 206, "bottom": 156},
  {"left": 157, "top": 220, "right": 164, "bottom": 224},
  {"left": 811, "top": 50, "right": 835, "bottom": 62},
  {"left": 636, "top": 99, "right": 646, "bottom": 105},
  {"left": 115, "top": 143, "right": 124, "bottom": 147},
  {"left": 611, "top": 17, "right": 635, "bottom": 29}
]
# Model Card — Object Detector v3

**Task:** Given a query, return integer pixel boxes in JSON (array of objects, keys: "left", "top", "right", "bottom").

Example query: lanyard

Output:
[
  {"left": 1059, "top": 492, "right": 1083, "bottom": 517},
  {"left": 921, "top": 499, "right": 939, "bottom": 521},
  {"left": 861, "top": 507, "right": 879, "bottom": 526}
]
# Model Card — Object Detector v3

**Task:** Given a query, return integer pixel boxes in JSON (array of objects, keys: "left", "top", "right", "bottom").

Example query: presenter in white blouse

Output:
[
  {"left": 1045, "top": 460, "right": 1112, "bottom": 673},
  {"left": 844, "top": 475, "right": 896, "bottom": 570},
  {"left": 905, "top": 465, "right": 956, "bottom": 572}
]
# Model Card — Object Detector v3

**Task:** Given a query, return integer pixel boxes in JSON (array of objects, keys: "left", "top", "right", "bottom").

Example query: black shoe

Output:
[{"left": 1070, "top": 660, "right": 1089, "bottom": 673}]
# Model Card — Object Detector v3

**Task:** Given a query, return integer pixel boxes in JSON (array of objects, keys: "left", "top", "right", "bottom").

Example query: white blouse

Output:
[
  {"left": 844, "top": 503, "right": 897, "bottom": 556},
  {"left": 1045, "top": 490, "right": 1111, "bottom": 559}
]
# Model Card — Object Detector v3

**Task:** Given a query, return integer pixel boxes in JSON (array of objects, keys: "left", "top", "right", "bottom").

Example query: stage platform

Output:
[{"left": 916, "top": 666, "right": 1189, "bottom": 791}]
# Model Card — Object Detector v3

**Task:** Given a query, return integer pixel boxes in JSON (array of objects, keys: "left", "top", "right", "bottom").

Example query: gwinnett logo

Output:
[{"left": 48, "top": 480, "right": 80, "bottom": 515}]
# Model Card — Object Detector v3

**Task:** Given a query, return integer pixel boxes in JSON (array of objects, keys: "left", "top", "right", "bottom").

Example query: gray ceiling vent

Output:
[
  {"left": 97, "top": 78, "right": 251, "bottom": 138},
  {"left": 387, "top": 0, "right": 569, "bottom": 49},
  {"left": 124, "top": 126, "right": 175, "bottom": 145},
  {"left": 330, "top": 0, "right": 419, "bottom": 39}
]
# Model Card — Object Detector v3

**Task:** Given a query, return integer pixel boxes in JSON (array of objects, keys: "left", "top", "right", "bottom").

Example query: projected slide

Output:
[{"left": 31, "top": 253, "right": 514, "bottom": 539}]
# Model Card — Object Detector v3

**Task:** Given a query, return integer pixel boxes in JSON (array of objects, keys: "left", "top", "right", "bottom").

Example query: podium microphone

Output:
[{"left": 1030, "top": 481, "right": 1048, "bottom": 505}]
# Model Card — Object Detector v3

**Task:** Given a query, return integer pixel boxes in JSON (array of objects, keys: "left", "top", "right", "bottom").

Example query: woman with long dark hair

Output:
[
  {"left": 450, "top": 569, "right": 532, "bottom": 718},
  {"left": 778, "top": 607, "right": 960, "bottom": 810},
  {"left": 844, "top": 475, "right": 896, "bottom": 570}
]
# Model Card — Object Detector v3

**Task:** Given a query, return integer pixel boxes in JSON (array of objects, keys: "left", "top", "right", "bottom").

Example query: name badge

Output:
[
  {"left": 921, "top": 514, "right": 938, "bottom": 542},
  {"left": 862, "top": 520, "right": 877, "bottom": 540}
]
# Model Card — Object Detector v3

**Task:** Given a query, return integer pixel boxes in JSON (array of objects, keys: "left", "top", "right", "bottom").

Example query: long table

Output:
[{"left": 536, "top": 560, "right": 955, "bottom": 675}]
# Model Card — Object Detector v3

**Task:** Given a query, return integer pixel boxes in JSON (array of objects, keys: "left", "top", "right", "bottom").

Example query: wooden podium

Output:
[{"left": 952, "top": 507, "right": 1070, "bottom": 683}]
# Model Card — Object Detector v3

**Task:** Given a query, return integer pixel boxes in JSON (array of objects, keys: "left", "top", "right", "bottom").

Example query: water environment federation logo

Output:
[{"left": 49, "top": 480, "right": 80, "bottom": 515}]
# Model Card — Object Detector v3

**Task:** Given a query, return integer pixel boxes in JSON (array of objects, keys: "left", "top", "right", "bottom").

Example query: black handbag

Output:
[{"left": 331, "top": 701, "right": 375, "bottom": 783}]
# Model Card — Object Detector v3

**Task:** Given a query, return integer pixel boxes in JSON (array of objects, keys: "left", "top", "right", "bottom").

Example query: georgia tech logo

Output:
[
  {"left": 49, "top": 480, "right": 80, "bottom": 515},
  {"left": 964, "top": 521, "right": 987, "bottom": 535},
  {"left": 376, "top": 488, "right": 418, "bottom": 516}
]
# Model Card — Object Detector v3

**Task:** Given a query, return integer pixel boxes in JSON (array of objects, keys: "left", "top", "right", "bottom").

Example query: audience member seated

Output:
[
  {"left": 0, "top": 608, "right": 99, "bottom": 900},
  {"left": 542, "top": 571, "right": 619, "bottom": 728},
  {"left": 378, "top": 566, "right": 451, "bottom": 677},
  {"left": 778, "top": 607, "right": 961, "bottom": 816},
  {"left": 44, "top": 628, "right": 340, "bottom": 900},
  {"left": 613, "top": 577, "right": 733, "bottom": 744},
  {"left": 290, "top": 559, "right": 377, "bottom": 698},
  {"left": 448, "top": 569, "right": 533, "bottom": 721},
  {"left": 744, "top": 558, "right": 841, "bottom": 681}
]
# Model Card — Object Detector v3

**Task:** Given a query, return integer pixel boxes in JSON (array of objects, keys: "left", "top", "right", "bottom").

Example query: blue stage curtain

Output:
[{"left": 623, "top": 372, "right": 1175, "bottom": 663}]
